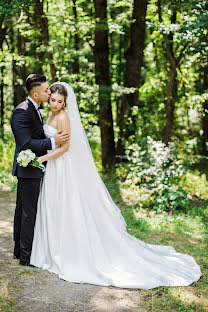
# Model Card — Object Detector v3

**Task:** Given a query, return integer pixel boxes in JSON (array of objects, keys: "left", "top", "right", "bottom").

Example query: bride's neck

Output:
[{"left": 50, "top": 110, "right": 61, "bottom": 117}]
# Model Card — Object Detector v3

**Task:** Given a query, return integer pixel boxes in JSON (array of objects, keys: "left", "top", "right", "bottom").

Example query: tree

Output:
[
  {"left": 11, "top": 28, "right": 27, "bottom": 107},
  {"left": 23, "top": 0, "right": 57, "bottom": 81},
  {"left": 33, "top": 0, "right": 57, "bottom": 81},
  {"left": 193, "top": 1, "right": 208, "bottom": 155},
  {"left": 71, "top": 0, "right": 80, "bottom": 75},
  {"left": 93, "top": 0, "right": 116, "bottom": 170},
  {"left": 156, "top": 0, "right": 207, "bottom": 144},
  {"left": 116, "top": 0, "right": 148, "bottom": 156},
  {"left": 0, "top": 0, "right": 25, "bottom": 139}
]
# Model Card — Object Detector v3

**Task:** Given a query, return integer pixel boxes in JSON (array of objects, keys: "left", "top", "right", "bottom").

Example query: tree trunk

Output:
[
  {"left": 93, "top": 0, "right": 116, "bottom": 170},
  {"left": 116, "top": 0, "right": 148, "bottom": 156},
  {"left": 11, "top": 29, "right": 27, "bottom": 106},
  {"left": 0, "top": 16, "right": 6, "bottom": 51},
  {"left": 34, "top": 0, "right": 57, "bottom": 81},
  {"left": 0, "top": 67, "right": 4, "bottom": 139},
  {"left": 72, "top": 0, "right": 80, "bottom": 75},
  {"left": 0, "top": 17, "right": 6, "bottom": 139},
  {"left": 163, "top": 66, "right": 177, "bottom": 144},
  {"left": 200, "top": 65, "right": 208, "bottom": 155},
  {"left": 161, "top": 9, "right": 178, "bottom": 145},
  {"left": 116, "top": 33, "right": 123, "bottom": 127}
]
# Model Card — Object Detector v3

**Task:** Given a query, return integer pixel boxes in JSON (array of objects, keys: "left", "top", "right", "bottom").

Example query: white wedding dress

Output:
[{"left": 30, "top": 83, "right": 201, "bottom": 289}]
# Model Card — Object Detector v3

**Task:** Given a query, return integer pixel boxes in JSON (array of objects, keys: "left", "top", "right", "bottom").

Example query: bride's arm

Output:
[{"left": 38, "top": 113, "right": 70, "bottom": 163}]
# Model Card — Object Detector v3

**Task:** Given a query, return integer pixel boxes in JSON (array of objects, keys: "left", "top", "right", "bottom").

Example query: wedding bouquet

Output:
[{"left": 17, "top": 149, "right": 45, "bottom": 172}]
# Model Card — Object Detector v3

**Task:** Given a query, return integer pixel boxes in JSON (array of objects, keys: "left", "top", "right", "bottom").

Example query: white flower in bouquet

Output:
[
  {"left": 17, "top": 149, "right": 45, "bottom": 172},
  {"left": 17, "top": 149, "right": 36, "bottom": 167}
]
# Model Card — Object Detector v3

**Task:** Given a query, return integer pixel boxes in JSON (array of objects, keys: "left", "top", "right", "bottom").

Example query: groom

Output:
[{"left": 10, "top": 74, "right": 69, "bottom": 266}]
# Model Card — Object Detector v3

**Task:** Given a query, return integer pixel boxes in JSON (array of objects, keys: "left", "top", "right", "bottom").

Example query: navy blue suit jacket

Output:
[{"left": 10, "top": 99, "right": 52, "bottom": 178}]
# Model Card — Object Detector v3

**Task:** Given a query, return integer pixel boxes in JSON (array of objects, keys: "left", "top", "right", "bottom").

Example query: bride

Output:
[{"left": 30, "top": 82, "right": 201, "bottom": 289}]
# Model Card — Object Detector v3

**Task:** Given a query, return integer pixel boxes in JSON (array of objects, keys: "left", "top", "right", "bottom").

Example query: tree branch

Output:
[
  {"left": 22, "top": 6, "right": 36, "bottom": 26},
  {"left": 0, "top": 15, "right": 4, "bottom": 29},
  {"left": 6, "top": 9, "right": 24, "bottom": 35},
  {"left": 157, "top": 0, "right": 162, "bottom": 22}
]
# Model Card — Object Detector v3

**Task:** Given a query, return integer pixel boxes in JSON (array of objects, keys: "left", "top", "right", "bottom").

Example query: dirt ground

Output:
[{"left": 0, "top": 188, "right": 147, "bottom": 312}]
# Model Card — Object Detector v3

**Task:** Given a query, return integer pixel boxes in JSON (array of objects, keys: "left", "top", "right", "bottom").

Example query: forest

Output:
[{"left": 0, "top": 0, "right": 208, "bottom": 311}]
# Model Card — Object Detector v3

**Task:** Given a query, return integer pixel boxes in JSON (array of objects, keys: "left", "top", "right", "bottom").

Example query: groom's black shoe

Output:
[
  {"left": 13, "top": 254, "right": 20, "bottom": 260},
  {"left": 19, "top": 258, "right": 35, "bottom": 267},
  {"left": 13, "top": 246, "right": 20, "bottom": 259}
]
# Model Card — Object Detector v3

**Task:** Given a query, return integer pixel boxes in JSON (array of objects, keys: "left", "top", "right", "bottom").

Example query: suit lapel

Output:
[{"left": 27, "top": 99, "right": 43, "bottom": 125}]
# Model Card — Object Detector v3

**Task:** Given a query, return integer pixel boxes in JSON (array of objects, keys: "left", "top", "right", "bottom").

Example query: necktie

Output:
[{"left": 37, "top": 103, "right": 43, "bottom": 110}]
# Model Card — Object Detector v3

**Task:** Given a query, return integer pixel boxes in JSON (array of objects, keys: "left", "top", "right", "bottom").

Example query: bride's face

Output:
[{"left": 49, "top": 92, "right": 65, "bottom": 113}]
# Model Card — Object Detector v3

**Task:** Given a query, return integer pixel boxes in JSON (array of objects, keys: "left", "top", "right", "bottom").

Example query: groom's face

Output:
[{"left": 31, "top": 82, "right": 51, "bottom": 104}]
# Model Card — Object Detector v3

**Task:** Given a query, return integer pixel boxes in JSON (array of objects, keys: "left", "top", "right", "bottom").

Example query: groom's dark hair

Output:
[{"left": 26, "top": 74, "right": 47, "bottom": 93}]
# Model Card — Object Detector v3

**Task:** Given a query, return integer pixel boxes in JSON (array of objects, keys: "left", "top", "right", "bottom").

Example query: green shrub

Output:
[
  {"left": 180, "top": 170, "right": 208, "bottom": 199},
  {"left": 0, "top": 136, "right": 16, "bottom": 190},
  {"left": 123, "top": 137, "right": 188, "bottom": 211}
]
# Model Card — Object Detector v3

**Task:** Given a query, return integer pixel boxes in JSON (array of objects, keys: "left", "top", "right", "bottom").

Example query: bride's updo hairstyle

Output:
[{"left": 50, "top": 84, "right": 68, "bottom": 109}]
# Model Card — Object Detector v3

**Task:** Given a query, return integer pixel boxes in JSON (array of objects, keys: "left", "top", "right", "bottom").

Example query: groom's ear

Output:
[{"left": 33, "top": 92, "right": 39, "bottom": 100}]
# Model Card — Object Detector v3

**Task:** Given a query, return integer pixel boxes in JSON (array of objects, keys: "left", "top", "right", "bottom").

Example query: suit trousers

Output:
[{"left": 14, "top": 177, "right": 42, "bottom": 260}]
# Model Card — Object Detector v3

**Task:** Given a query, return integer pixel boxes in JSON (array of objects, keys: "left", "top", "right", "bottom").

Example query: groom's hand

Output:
[{"left": 54, "top": 130, "right": 70, "bottom": 145}]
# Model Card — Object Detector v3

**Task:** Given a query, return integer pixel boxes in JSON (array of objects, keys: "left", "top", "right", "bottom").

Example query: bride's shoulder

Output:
[
  {"left": 57, "top": 110, "right": 70, "bottom": 130},
  {"left": 58, "top": 110, "right": 70, "bottom": 122}
]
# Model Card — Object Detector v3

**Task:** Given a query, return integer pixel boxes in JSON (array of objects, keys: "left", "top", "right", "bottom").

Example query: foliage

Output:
[
  {"left": 180, "top": 169, "right": 208, "bottom": 199},
  {"left": 0, "top": 0, "right": 208, "bottom": 156},
  {"left": 123, "top": 137, "right": 188, "bottom": 211},
  {"left": 0, "top": 0, "right": 208, "bottom": 200},
  {"left": 0, "top": 134, "right": 16, "bottom": 190},
  {"left": 0, "top": 0, "right": 30, "bottom": 16}
]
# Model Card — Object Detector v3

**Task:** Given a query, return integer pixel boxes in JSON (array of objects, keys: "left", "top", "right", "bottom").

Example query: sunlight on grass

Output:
[
  {"left": 0, "top": 280, "right": 9, "bottom": 297},
  {"left": 132, "top": 208, "right": 206, "bottom": 239},
  {"left": 169, "top": 287, "right": 208, "bottom": 310},
  {"left": 141, "top": 285, "right": 208, "bottom": 312}
]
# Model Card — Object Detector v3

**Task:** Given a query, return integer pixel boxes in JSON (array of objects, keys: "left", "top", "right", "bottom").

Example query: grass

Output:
[
  {"left": 103, "top": 170, "right": 208, "bottom": 312},
  {"left": 0, "top": 296, "right": 26, "bottom": 312},
  {"left": 18, "top": 268, "right": 38, "bottom": 276}
]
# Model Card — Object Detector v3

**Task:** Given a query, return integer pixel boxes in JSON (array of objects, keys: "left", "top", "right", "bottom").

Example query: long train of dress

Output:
[{"left": 30, "top": 124, "right": 201, "bottom": 289}]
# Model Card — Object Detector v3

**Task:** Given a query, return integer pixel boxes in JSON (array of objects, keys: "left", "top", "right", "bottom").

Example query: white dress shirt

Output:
[{"left": 28, "top": 96, "right": 55, "bottom": 150}]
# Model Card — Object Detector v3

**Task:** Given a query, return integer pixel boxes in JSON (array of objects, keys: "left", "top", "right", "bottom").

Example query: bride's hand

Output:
[
  {"left": 32, "top": 156, "right": 45, "bottom": 167},
  {"left": 37, "top": 156, "right": 45, "bottom": 165}
]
